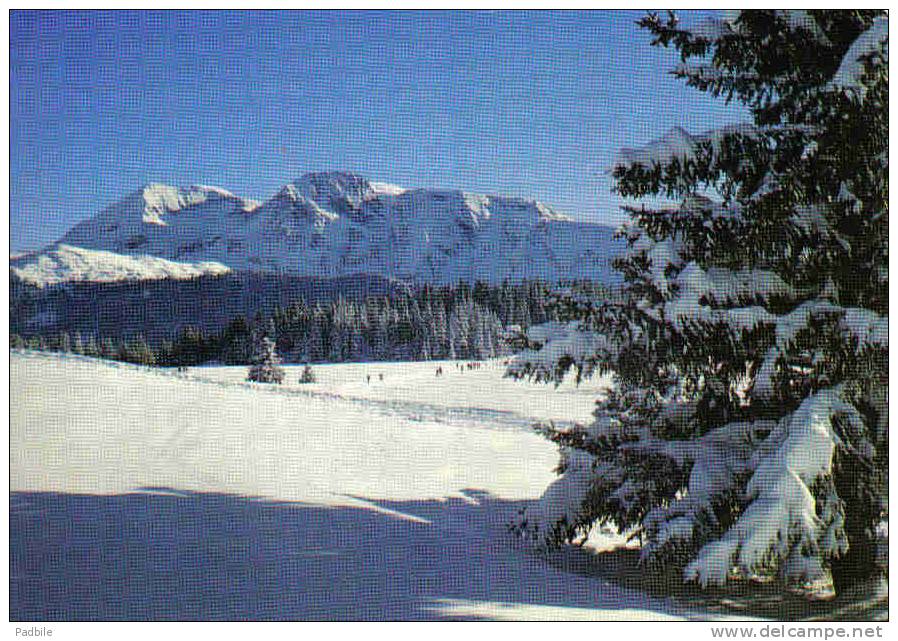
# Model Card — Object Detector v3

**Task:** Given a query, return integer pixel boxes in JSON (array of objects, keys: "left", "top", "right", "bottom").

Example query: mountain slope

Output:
[
  {"left": 14, "top": 173, "right": 622, "bottom": 286},
  {"left": 10, "top": 244, "right": 232, "bottom": 287}
]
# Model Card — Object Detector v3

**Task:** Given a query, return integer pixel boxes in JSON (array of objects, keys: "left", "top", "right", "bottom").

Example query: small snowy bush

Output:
[
  {"left": 509, "top": 10, "right": 887, "bottom": 597},
  {"left": 299, "top": 364, "right": 316, "bottom": 384}
]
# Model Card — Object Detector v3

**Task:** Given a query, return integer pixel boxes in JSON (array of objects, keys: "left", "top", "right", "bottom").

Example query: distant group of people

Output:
[
  {"left": 437, "top": 361, "right": 486, "bottom": 376},
  {"left": 362, "top": 360, "right": 501, "bottom": 383}
]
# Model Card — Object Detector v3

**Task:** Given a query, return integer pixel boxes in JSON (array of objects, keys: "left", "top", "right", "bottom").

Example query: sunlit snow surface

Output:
[
  {"left": 11, "top": 351, "right": 746, "bottom": 620},
  {"left": 10, "top": 244, "right": 231, "bottom": 287}
]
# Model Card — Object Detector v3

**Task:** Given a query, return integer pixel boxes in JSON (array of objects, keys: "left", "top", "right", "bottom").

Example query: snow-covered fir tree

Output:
[
  {"left": 247, "top": 325, "right": 286, "bottom": 384},
  {"left": 120, "top": 335, "right": 156, "bottom": 366},
  {"left": 299, "top": 364, "right": 316, "bottom": 384},
  {"left": 509, "top": 10, "right": 887, "bottom": 597}
]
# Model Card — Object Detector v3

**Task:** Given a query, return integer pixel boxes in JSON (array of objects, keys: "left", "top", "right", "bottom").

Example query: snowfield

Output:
[{"left": 10, "top": 351, "right": 744, "bottom": 621}]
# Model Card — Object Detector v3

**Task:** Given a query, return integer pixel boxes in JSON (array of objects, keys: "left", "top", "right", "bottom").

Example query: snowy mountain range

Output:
[{"left": 11, "top": 172, "right": 621, "bottom": 287}]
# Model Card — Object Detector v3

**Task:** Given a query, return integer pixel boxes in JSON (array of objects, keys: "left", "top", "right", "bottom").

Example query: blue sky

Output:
[{"left": 10, "top": 10, "right": 747, "bottom": 251}]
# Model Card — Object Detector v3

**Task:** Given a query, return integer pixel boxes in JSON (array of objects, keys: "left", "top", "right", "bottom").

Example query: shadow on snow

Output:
[{"left": 11, "top": 488, "right": 685, "bottom": 621}]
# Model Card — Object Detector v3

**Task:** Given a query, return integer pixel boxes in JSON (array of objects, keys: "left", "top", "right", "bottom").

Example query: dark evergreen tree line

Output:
[
  {"left": 12, "top": 280, "right": 603, "bottom": 367},
  {"left": 10, "top": 331, "right": 158, "bottom": 366}
]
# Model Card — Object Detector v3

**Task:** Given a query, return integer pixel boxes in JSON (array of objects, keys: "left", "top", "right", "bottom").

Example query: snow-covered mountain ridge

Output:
[
  {"left": 10, "top": 244, "right": 232, "bottom": 287},
  {"left": 12, "top": 172, "right": 621, "bottom": 286}
]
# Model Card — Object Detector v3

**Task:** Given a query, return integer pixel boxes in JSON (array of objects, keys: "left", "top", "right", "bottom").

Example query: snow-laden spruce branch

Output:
[{"left": 507, "top": 10, "right": 887, "bottom": 595}]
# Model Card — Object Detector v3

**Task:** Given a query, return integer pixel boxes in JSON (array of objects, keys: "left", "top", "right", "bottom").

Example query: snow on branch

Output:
[
  {"left": 828, "top": 16, "right": 888, "bottom": 99},
  {"left": 613, "top": 124, "right": 767, "bottom": 173},
  {"left": 753, "top": 301, "right": 888, "bottom": 399},
  {"left": 661, "top": 261, "right": 788, "bottom": 334},
  {"left": 614, "top": 127, "right": 697, "bottom": 171},
  {"left": 512, "top": 448, "right": 599, "bottom": 545},
  {"left": 631, "top": 235, "right": 886, "bottom": 377},
  {"left": 507, "top": 321, "right": 614, "bottom": 384},
  {"left": 685, "top": 387, "right": 856, "bottom": 587},
  {"left": 674, "top": 63, "right": 729, "bottom": 83},
  {"left": 841, "top": 307, "right": 889, "bottom": 348},
  {"left": 635, "top": 419, "right": 774, "bottom": 558}
]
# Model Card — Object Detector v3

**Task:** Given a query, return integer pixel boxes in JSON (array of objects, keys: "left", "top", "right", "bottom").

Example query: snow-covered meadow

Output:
[{"left": 9, "top": 350, "right": 746, "bottom": 621}]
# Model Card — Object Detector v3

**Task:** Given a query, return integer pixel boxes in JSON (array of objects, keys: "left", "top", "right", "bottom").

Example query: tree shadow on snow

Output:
[{"left": 11, "top": 488, "right": 690, "bottom": 621}]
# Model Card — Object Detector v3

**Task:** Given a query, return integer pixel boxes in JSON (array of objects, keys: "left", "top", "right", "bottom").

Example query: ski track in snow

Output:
[
  {"left": 15, "top": 350, "right": 581, "bottom": 432},
  {"left": 189, "top": 371, "right": 565, "bottom": 433},
  {"left": 10, "top": 350, "right": 748, "bottom": 621}
]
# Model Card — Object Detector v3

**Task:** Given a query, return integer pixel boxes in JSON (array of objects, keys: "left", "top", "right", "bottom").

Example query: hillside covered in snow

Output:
[{"left": 12, "top": 173, "right": 621, "bottom": 287}]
